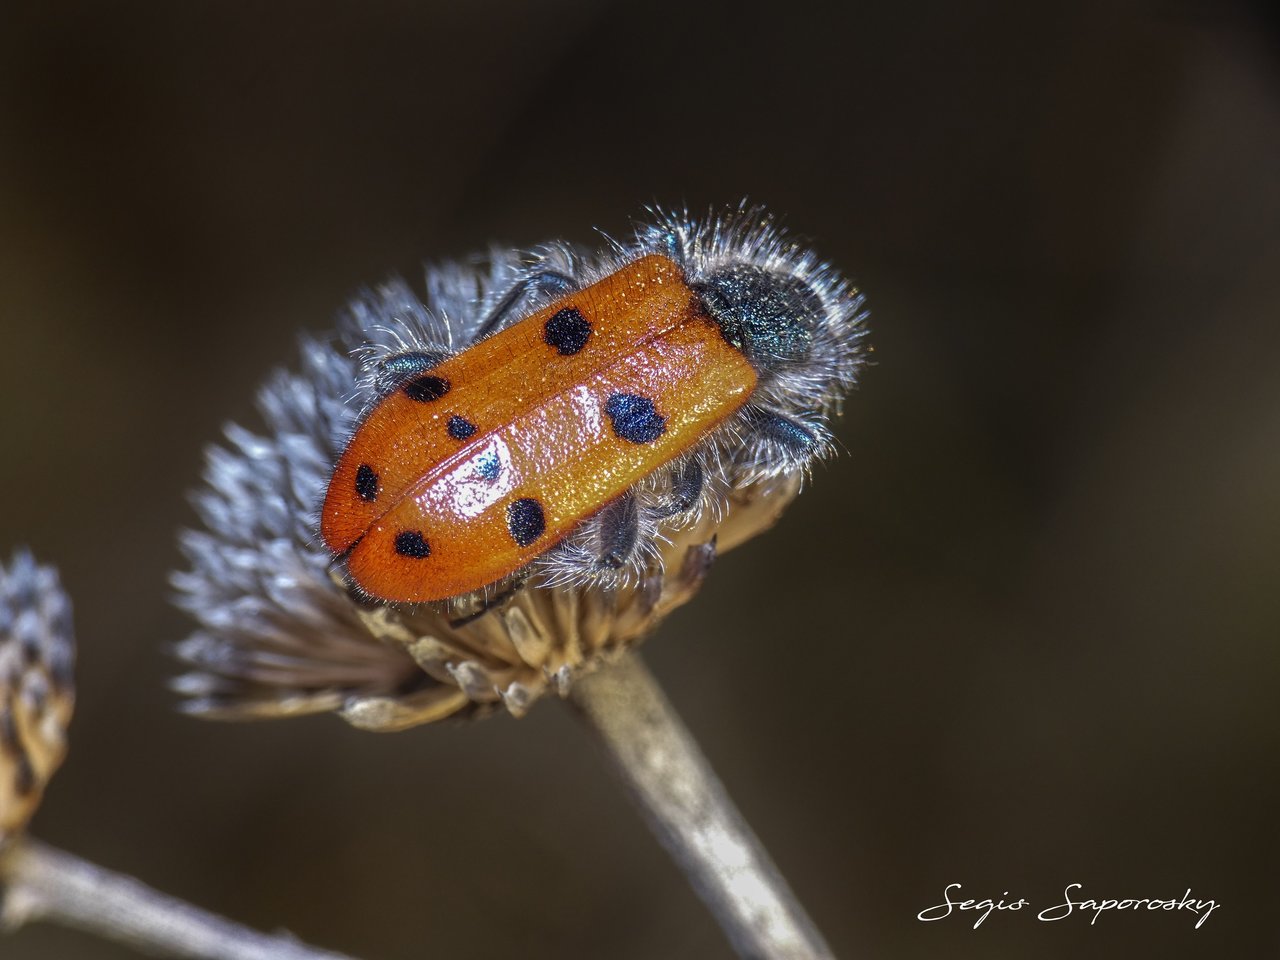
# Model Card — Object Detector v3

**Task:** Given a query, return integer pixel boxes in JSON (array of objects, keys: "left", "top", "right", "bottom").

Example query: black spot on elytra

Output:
[
  {"left": 544, "top": 306, "right": 592, "bottom": 355},
  {"left": 447, "top": 415, "right": 477, "bottom": 440},
  {"left": 507, "top": 497, "right": 546, "bottom": 547},
  {"left": 394, "top": 530, "right": 432, "bottom": 559},
  {"left": 404, "top": 374, "right": 450, "bottom": 402},
  {"left": 605, "top": 393, "right": 666, "bottom": 444},
  {"left": 355, "top": 464, "right": 379, "bottom": 501},
  {"left": 474, "top": 449, "right": 501, "bottom": 481}
]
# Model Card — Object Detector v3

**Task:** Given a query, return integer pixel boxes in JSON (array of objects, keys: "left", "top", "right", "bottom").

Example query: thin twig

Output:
[
  {"left": 569, "top": 651, "right": 835, "bottom": 960},
  {"left": 0, "top": 838, "right": 358, "bottom": 960}
]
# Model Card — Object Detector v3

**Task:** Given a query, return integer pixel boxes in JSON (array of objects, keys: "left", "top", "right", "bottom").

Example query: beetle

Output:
[{"left": 321, "top": 208, "right": 867, "bottom": 603}]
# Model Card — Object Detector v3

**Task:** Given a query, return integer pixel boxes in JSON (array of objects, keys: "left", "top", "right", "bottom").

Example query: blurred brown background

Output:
[{"left": 1, "top": 1, "right": 1277, "bottom": 957}]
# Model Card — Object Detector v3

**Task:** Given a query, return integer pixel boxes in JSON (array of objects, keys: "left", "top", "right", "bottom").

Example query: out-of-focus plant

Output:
[{"left": 0, "top": 550, "right": 360, "bottom": 960}]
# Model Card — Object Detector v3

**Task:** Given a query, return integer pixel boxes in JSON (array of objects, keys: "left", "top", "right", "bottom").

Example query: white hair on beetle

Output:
[{"left": 324, "top": 204, "right": 869, "bottom": 598}]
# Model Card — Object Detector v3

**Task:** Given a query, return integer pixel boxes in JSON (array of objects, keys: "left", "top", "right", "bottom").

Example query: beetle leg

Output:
[
  {"left": 744, "top": 405, "right": 819, "bottom": 451},
  {"left": 373, "top": 350, "right": 449, "bottom": 395},
  {"left": 653, "top": 458, "right": 704, "bottom": 518},
  {"left": 473, "top": 269, "right": 577, "bottom": 339},
  {"left": 739, "top": 405, "right": 827, "bottom": 472},
  {"left": 446, "top": 579, "right": 526, "bottom": 628},
  {"left": 594, "top": 491, "right": 640, "bottom": 570}
]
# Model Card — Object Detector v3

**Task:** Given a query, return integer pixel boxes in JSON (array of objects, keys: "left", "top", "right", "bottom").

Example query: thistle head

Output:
[
  {"left": 0, "top": 550, "right": 75, "bottom": 844},
  {"left": 172, "top": 209, "right": 865, "bottom": 729}
]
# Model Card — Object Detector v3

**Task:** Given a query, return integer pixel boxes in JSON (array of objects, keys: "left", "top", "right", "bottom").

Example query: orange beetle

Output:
[{"left": 322, "top": 213, "right": 866, "bottom": 603}]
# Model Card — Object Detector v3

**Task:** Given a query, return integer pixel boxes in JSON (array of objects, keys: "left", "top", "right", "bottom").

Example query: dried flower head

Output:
[
  {"left": 0, "top": 550, "right": 75, "bottom": 844},
  {"left": 173, "top": 208, "right": 867, "bottom": 730}
]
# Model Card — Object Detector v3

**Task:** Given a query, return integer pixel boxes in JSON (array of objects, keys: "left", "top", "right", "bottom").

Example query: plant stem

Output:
[
  {"left": 568, "top": 651, "right": 835, "bottom": 960},
  {"left": 0, "top": 838, "right": 358, "bottom": 960}
]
